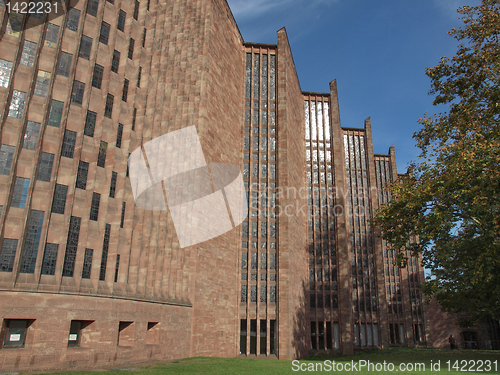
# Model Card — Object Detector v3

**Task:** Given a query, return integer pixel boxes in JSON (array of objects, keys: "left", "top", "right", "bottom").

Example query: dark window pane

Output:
[
  {"left": 137, "top": 66, "right": 141, "bottom": 87},
  {"left": 44, "top": 23, "right": 59, "bottom": 48},
  {"left": 62, "top": 216, "right": 81, "bottom": 277},
  {"left": 131, "top": 108, "right": 136, "bottom": 130},
  {"left": 99, "top": 224, "right": 111, "bottom": 280},
  {"left": 99, "top": 21, "right": 110, "bottom": 45},
  {"left": 84, "top": 110, "right": 96, "bottom": 137},
  {"left": 87, "top": 0, "right": 99, "bottom": 16},
  {"left": 111, "top": 50, "right": 120, "bottom": 73},
  {"left": 41, "top": 243, "right": 58, "bottom": 275},
  {"left": 116, "top": 123, "right": 123, "bottom": 148},
  {"left": 82, "top": 248, "right": 93, "bottom": 279},
  {"left": 92, "top": 64, "right": 104, "bottom": 89},
  {"left": 76, "top": 161, "right": 89, "bottom": 190},
  {"left": 48, "top": 100, "right": 64, "bottom": 127},
  {"left": 79, "top": 35, "right": 92, "bottom": 59},
  {"left": 61, "top": 130, "right": 77, "bottom": 158},
  {"left": 19, "top": 210, "right": 44, "bottom": 274},
  {"left": 57, "top": 52, "right": 72, "bottom": 77},
  {"left": 117, "top": 10, "right": 126, "bottom": 31},
  {"left": 71, "top": 80, "right": 85, "bottom": 105},
  {"left": 0, "top": 144, "right": 15, "bottom": 175},
  {"left": 133, "top": 0, "right": 139, "bottom": 19},
  {"left": 90, "top": 192, "right": 100, "bottom": 221},
  {"left": 109, "top": 171, "right": 117, "bottom": 198},
  {"left": 66, "top": 8, "right": 80, "bottom": 31},
  {"left": 128, "top": 38, "right": 134, "bottom": 59},
  {"left": 38, "top": 152, "right": 54, "bottom": 182},
  {"left": 122, "top": 79, "right": 129, "bottom": 102},
  {"left": 120, "top": 202, "right": 126, "bottom": 228},
  {"left": 23, "top": 121, "right": 41, "bottom": 150},
  {"left": 104, "top": 94, "right": 113, "bottom": 118},
  {"left": 51, "top": 184, "right": 68, "bottom": 214},
  {"left": 11, "top": 177, "right": 30, "bottom": 208},
  {"left": 97, "top": 141, "right": 107, "bottom": 167},
  {"left": 0, "top": 239, "right": 18, "bottom": 272},
  {"left": 114, "top": 254, "right": 120, "bottom": 282},
  {"left": 20, "top": 40, "right": 37, "bottom": 67},
  {"left": 142, "top": 28, "right": 146, "bottom": 47}
]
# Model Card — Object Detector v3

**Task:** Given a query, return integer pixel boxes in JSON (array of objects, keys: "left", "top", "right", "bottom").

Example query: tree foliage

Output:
[{"left": 372, "top": 0, "right": 500, "bottom": 320}]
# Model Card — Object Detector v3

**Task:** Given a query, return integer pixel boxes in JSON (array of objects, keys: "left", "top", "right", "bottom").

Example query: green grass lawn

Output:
[{"left": 32, "top": 348, "right": 500, "bottom": 375}]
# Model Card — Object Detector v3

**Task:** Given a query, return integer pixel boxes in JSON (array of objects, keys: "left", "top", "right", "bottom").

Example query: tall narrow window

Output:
[
  {"left": 122, "top": 79, "right": 129, "bottom": 102},
  {"left": 99, "top": 21, "right": 110, "bottom": 45},
  {"left": 51, "top": 184, "right": 68, "bottom": 214},
  {"left": 97, "top": 141, "right": 107, "bottom": 167},
  {"left": 20, "top": 41, "right": 37, "bottom": 67},
  {"left": 117, "top": 10, "right": 126, "bottom": 31},
  {"left": 0, "top": 239, "right": 18, "bottom": 272},
  {"left": 79, "top": 35, "right": 92, "bottom": 59},
  {"left": 104, "top": 94, "right": 113, "bottom": 118},
  {"left": 87, "top": 0, "right": 99, "bottom": 16},
  {"left": 0, "top": 59, "right": 13, "bottom": 88},
  {"left": 48, "top": 100, "right": 64, "bottom": 127},
  {"left": 11, "top": 177, "right": 30, "bottom": 208},
  {"left": 62, "top": 216, "right": 81, "bottom": 277},
  {"left": 57, "top": 52, "right": 72, "bottom": 77},
  {"left": 0, "top": 144, "right": 15, "bottom": 175},
  {"left": 142, "top": 28, "right": 146, "bottom": 47},
  {"left": 99, "top": 224, "right": 111, "bottom": 281},
  {"left": 23, "top": 121, "right": 41, "bottom": 150},
  {"left": 61, "top": 130, "right": 77, "bottom": 158},
  {"left": 111, "top": 50, "right": 120, "bottom": 73},
  {"left": 76, "top": 161, "right": 89, "bottom": 189},
  {"left": 116, "top": 123, "right": 123, "bottom": 148},
  {"left": 84, "top": 110, "right": 96, "bottom": 137},
  {"left": 260, "top": 320, "right": 267, "bottom": 355},
  {"left": 81, "top": 248, "right": 93, "bottom": 279},
  {"left": 8, "top": 90, "right": 27, "bottom": 118},
  {"left": 90, "top": 192, "right": 100, "bottom": 221},
  {"left": 41, "top": 243, "right": 58, "bottom": 275},
  {"left": 133, "top": 0, "right": 139, "bottom": 19},
  {"left": 120, "top": 202, "right": 126, "bottom": 228},
  {"left": 128, "top": 38, "right": 134, "bottom": 59},
  {"left": 34, "top": 70, "right": 51, "bottom": 97},
  {"left": 131, "top": 107, "right": 137, "bottom": 130},
  {"left": 137, "top": 66, "right": 141, "bottom": 87},
  {"left": 114, "top": 254, "right": 120, "bottom": 282},
  {"left": 66, "top": 8, "right": 80, "bottom": 31},
  {"left": 71, "top": 80, "right": 85, "bottom": 105},
  {"left": 250, "top": 320, "right": 257, "bottom": 355},
  {"left": 20, "top": 210, "right": 44, "bottom": 274},
  {"left": 38, "top": 152, "right": 54, "bottom": 182},
  {"left": 240, "top": 320, "right": 247, "bottom": 355},
  {"left": 109, "top": 171, "right": 117, "bottom": 198},
  {"left": 92, "top": 64, "right": 104, "bottom": 89}
]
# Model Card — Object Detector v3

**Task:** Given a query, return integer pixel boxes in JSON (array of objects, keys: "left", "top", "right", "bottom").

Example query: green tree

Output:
[{"left": 372, "top": 0, "right": 500, "bottom": 320}]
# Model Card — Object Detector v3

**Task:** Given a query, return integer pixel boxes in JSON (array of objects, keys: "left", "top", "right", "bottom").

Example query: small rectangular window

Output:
[
  {"left": 0, "top": 239, "right": 18, "bottom": 272},
  {"left": 116, "top": 123, "right": 123, "bottom": 148},
  {"left": 137, "top": 66, "right": 141, "bottom": 87},
  {"left": 68, "top": 320, "right": 93, "bottom": 347},
  {"left": 19, "top": 210, "right": 44, "bottom": 274},
  {"left": 120, "top": 201, "right": 126, "bottom": 228},
  {"left": 79, "top": 35, "right": 92, "bottom": 59},
  {"left": 62, "top": 216, "right": 81, "bottom": 277},
  {"left": 41, "top": 243, "right": 58, "bottom": 275},
  {"left": 92, "top": 64, "right": 104, "bottom": 89},
  {"left": 99, "top": 21, "right": 110, "bottom": 45},
  {"left": 81, "top": 248, "right": 93, "bottom": 279},
  {"left": 131, "top": 108, "right": 136, "bottom": 130},
  {"left": 11, "top": 177, "right": 30, "bottom": 208},
  {"left": 118, "top": 10, "right": 126, "bottom": 31},
  {"left": 23, "top": 121, "right": 41, "bottom": 150},
  {"left": 118, "top": 321, "right": 135, "bottom": 346},
  {"left": 133, "top": 0, "right": 139, "bottom": 19},
  {"left": 57, "top": 52, "right": 72, "bottom": 77},
  {"left": 76, "top": 161, "right": 89, "bottom": 190},
  {"left": 20, "top": 41, "right": 37, "bottom": 67},
  {"left": 84, "top": 110, "right": 96, "bottom": 137},
  {"left": 0, "top": 144, "right": 15, "bottom": 175},
  {"left": 104, "top": 94, "right": 113, "bottom": 118},
  {"left": 44, "top": 23, "right": 60, "bottom": 48},
  {"left": 122, "top": 79, "right": 129, "bottom": 102},
  {"left": 61, "top": 130, "right": 77, "bottom": 158},
  {"left": 51, "top": 184, "right": 68, "bottom": 214},
  {"left": 90, "top": 192, "right": 100, "bottom": 221},
  {"left": 97, "top": 141, "right": 107, "bottom": 167},
  {"left": 128, "top": 38, "right": 134, "bottom": 59},
  {"left": 8, "top": 90, "right": 27, "bottom": 118},
  {"left": 66, "top": 8, "right": 80, "bottom": 31},
  {"left": 2, "top": 320, "right": 31, "bottom": 347},
  {"left": 38, "top": 152, "right": 54, "bottom": 182},
  {"left": 109, "top": 171, "right": 117, "bottom": 198},
  {"left": 34, "top": 70, "right": 51, "bottom": 97},
  {"left": 111, "top": 50, "right": 120, "bottom": 73},
  {"left": 71, "top": 80, "right": 85, "bottom": 105},
  {"left": 87, "top": 0, "right": 99, "bottom": 16},
  {"left": 48, "top": 100, "right": 64, "bottom": 127},
  {"left": 0, "top": 59, "right": 13, "bottom": 88}
]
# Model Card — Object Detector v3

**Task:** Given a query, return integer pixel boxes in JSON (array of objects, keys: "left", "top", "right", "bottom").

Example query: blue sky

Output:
[{"left": 226, "top": 0, "right": 480, "bottom": 173}]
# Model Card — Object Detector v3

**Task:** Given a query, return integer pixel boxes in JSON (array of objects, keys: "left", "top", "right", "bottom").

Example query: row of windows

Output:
[
  {"left": 310, "top": 321, "right": 340, "bottom": 350},
  {"left": 240, "top": 285, "right": 276, "bottom": 303},
  {"left": 240, "top": 319, "right": 277, "bottom": 356},
  {"left": 1, "top": 318, "right": 158, "bottom": 349}
]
